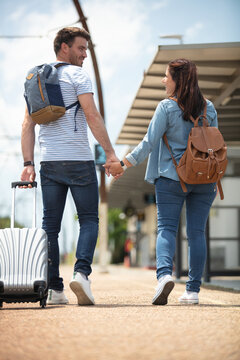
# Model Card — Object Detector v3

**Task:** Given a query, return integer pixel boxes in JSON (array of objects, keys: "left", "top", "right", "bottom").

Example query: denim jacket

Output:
[{"left": 126, "top": 98, "right": 218, "bottom": 184}]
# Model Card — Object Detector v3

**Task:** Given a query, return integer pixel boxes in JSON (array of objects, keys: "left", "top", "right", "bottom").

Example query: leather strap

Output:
[
  {"left": 217, "top": 180, "right": 224, "bottom": 200},
  {"left": 169, "top": 97, "right": 207, "bottom": 126},
  {"left": 164, "top": 97, "right": 207, "bottom": 193},
  {"left": 163, "top": 134, "right": 187, "bottom": 192},
  {"left": 163, "top": 134, "right": 178, "bottom": 168}
]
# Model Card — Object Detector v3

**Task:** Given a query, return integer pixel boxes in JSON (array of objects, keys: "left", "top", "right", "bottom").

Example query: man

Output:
[{"left": 21, "top": 27, "right": 119, "bottom": 305}]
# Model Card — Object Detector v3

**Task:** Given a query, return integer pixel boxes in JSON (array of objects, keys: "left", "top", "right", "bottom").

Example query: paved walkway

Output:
[{"left": 1, "top": 264, "right": 240, "bottom": 360}]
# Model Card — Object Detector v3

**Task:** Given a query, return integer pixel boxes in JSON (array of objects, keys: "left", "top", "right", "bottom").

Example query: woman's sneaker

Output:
[
  {"left": 46, "top": 289, "right": 69, "bottom": 305},
  {"left": 152, "top": 274, "right": 175, "bottom": 305},
  {"left": 70, "top": 271, "right": 95, "bottom": 305},
  {"left": 178, "top": 290, "right": 199, "bottom": 304}
]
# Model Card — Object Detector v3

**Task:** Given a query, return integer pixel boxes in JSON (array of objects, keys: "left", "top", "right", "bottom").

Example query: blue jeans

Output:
[
  {"left": 155, "top": 177, "right": 216, "bottom": 293},
  {"left": 40, "top": 161, "right": 99, "bottom": 291}
]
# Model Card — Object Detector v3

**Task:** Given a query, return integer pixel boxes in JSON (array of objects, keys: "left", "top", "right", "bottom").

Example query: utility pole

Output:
[{"left": 72, "top": 0, "right": 108, "bottom": 271}]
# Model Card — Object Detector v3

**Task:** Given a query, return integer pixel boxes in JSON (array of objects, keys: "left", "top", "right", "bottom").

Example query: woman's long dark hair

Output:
[{"left": 168, "top": 58, "right": 205, "bottom": 121}]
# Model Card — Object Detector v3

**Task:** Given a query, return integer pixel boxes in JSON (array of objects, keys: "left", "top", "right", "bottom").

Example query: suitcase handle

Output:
[
  {"left": 11, "top": 182, "right": 37, "bottom": 228},
  {"left": 11, "top": 181, "right": 37, "bottom": 188}
]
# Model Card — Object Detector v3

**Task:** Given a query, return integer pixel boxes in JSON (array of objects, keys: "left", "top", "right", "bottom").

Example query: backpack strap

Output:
[
  {"left": 65, "top": 100, "right": 81, "bottom": 132},
  {"left": 163, "top": 133, "right": 187, "bottom": 192},
  {"left": 165, "top": 97, "right": 207, "bottom": 193},
  {"left": 54, "top": 62, "right": 70, "bottom": 68},
  {"left": 217, "top": 180, "right": 224, "bottom": 200},
  {"left": 53, "top": 63, "right": 81, "bottom": 131},
  {"left": 169, "top": 96, "right": 207, "bottom": 126}
]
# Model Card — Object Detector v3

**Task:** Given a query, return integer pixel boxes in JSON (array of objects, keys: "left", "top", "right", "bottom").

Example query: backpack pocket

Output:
[{"left": 45, "top": 83, "right": 65, "bottom": 107}]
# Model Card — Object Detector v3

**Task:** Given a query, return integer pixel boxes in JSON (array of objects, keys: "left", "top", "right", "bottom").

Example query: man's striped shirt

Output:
[{"left": 38, "top": 63, "right": 94, "bottom": 161}]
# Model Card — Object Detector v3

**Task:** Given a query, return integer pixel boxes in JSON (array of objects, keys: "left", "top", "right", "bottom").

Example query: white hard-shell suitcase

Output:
[{"left": 0, "top": 181, "right": 48, "bottom": 308}]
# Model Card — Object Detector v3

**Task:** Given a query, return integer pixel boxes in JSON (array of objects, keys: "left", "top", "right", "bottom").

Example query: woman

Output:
[{"left": 105, "top": 59, "right": 217, "bottom": 305}]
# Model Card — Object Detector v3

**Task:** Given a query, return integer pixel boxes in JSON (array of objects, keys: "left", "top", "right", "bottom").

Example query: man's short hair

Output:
[{"left": 54, "top": 27, "right": 91, "bottom": 55}]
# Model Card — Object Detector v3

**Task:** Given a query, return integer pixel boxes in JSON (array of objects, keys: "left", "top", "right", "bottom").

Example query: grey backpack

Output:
[{"left": 24, "top": 62, "right": 80, "bottom": 129}]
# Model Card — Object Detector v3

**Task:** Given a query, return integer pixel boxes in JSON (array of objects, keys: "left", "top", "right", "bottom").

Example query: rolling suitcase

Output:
[{"left": 0, "top": 181, "right": 48, "bottom": 308}]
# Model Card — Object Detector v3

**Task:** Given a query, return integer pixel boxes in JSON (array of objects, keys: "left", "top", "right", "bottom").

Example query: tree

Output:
[
  {"left": 108, "top": 208, "right": 127, "bottom": 264},
  {"left": 0, "top": 217, "right": 23, "bottom": 229}
]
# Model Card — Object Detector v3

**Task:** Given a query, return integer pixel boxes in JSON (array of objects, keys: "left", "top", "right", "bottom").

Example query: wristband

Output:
[
  {"left": 120, "top": 160, "right": 127, "bottom": 171},
  {"left": 24, "top": 161, "right": 35, "bottom": 167}
]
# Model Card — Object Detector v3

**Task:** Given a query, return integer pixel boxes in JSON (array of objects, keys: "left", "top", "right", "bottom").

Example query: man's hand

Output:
[
  {"left": 20, "top": 166, "right": 36, "bottom": 188},
  {"left": 104, "top": 153, "right": 120, "bottom": 177},
  {"left": 104, "top": 157, "right": 133, "bottom": 179}
]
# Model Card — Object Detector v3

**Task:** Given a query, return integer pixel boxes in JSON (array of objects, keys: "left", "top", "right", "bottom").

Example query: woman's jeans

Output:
[
  {"left": 40, "top": 161, "right": 99, "bottom": 291},
  {"left": 155, "top": 177, "right": 216, "bottom": 293}
]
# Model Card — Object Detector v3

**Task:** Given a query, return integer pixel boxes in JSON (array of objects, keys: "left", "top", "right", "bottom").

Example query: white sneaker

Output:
[
  {"left": 178, "top": 290, "right": 199, "bottom": 304},
  {"left": 46, "top": 289, "right": 69, "bottom": 305},
  {"left": 152, "top": 274, "right": 174, "bottom": 305},
  {"left": 70, "top": 271, "right": 95, "bottom": 305}
]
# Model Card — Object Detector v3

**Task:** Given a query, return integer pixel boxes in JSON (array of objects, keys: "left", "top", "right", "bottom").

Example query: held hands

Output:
[
  {"left": 103, "top": 161, "right": 124, "bottom": 179},
  {"left": 104, "top": 157, "right": 132, "bottom": 179}
]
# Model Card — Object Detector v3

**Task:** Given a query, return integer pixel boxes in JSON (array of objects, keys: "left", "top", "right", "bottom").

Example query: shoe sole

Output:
[
  {"left": 152, "top": 281, "right": 175, "bottom": 305},
  {"left": 46, "top": 300, "right": 69, "bottom": 305},
  {"left": 178, "top": 299, "right": 199, "bottom": 304},
  {"left": 70, "top": 280, "right": 95, "bottom": 305}
]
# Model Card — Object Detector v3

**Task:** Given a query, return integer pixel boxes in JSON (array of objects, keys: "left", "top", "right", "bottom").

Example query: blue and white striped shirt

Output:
[{"left": 38, "top": 63, "right": 94, "bottom": 161}]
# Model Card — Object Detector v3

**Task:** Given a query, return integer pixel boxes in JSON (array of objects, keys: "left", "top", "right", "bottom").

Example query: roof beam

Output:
[
  {"left": 122, "top": 125, "right": 147, "bottom": 133},
  {"left": 125, "top": 118, "right": 150, "bottom": 125},
  {"left": 127, "top": 115, "right": 152, "bottom": 120},
  {"left": 214, "top": 75, "right": 240, "bottom": 107},
  {"left": 217, "top": 108, "right": 240, "bottom": 115},
  {"left": 218, "top": 121, "right": 240, "bottom": 126},
  {"left": 147, "top": 72, "right": 233, "bottom": 83},
  {"left": 118, "top": 132, "right": 144, "bottom": 138},
  {"left": 140, "top": 85, "right": 222, "bottom": 96},
  {"left": 232, "top": 88, "right": 240, "bottom": 96},
  {"left": 153, "top": 60, "right": 240, "bottom": 68},
  {"left": 132, "top": 105, "right": 157, "bottom": 111},
  {"left": 116, "top": 139, "right": 140, "bottom": 145},
  {"left": 130, "top": 105, "right": 240, "bottom": 113}
]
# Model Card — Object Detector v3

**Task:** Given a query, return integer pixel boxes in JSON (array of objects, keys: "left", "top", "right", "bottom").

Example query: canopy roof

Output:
[
  {"left": 108, "top": 43, "right": 240, "bottom": 210},
  {"left": 116, "top": 42, "right": 240, "bottom": 146}
]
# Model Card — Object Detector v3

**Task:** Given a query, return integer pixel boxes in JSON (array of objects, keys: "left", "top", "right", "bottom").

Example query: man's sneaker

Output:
[
  {"left": 178, "top": 290, "right": 199, "bottom": 304},
  {"left": 152, "top": 274, "right": 174, "bottom": 305},
  {"left": 69, "top": 271, "right": 95, "bottom": 305},
  {"left": 46, "top": 289, "right": 69, "bottom": 305}
]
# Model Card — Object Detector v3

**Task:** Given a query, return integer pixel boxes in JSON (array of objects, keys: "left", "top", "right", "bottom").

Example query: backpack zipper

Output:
[{"left": 37, "top": 74, "right": 45, "bottom": 102}]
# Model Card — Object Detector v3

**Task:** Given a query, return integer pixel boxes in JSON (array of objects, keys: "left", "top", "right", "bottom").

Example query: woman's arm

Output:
[{"left": 105, "top": 101, "right": 168, "bottom": 177}]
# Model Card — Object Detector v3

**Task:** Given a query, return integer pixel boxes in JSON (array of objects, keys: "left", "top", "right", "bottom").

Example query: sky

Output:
[{"left": 0, "top": 0, "right": 239, "bottom": 250}]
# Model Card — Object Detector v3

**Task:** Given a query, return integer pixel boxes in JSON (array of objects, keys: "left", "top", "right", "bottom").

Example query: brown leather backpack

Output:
[{"left": 163, "top": 98, "right": 228, "bottom": 200}]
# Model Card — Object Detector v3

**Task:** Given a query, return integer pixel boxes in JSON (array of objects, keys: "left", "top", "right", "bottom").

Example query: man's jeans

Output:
[
  {"left": 40, "top": 161, "right": 99, "bottom": 291},
  {"left": 155, "top": 177, "right": 216, "bottom": 293}
]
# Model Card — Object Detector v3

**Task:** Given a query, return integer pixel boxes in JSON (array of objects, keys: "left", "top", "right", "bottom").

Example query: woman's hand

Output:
[{"left": 103, "top": 161, "right": 124, "bottom": 178}]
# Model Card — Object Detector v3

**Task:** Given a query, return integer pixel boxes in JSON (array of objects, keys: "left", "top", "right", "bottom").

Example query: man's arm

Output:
[
  {"left": 21, "top": 106, "right": 36, "bottom": 183},
  {"left": 78, "top": 93, "right": 119, "bottom": 172}
]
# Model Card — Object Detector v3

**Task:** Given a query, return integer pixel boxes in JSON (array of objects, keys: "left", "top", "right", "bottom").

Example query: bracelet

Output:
[
  {"left": 24, "top": 161, "right": 35, "bottom": 167},
  {"left": 120, "top": 160, "right": 128, "bottom": 171}
]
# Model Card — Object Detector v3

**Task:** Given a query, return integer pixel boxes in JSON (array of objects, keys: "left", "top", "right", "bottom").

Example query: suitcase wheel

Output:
[{"left": 40, "top": 298, "right": 46, "bottom": 308}]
